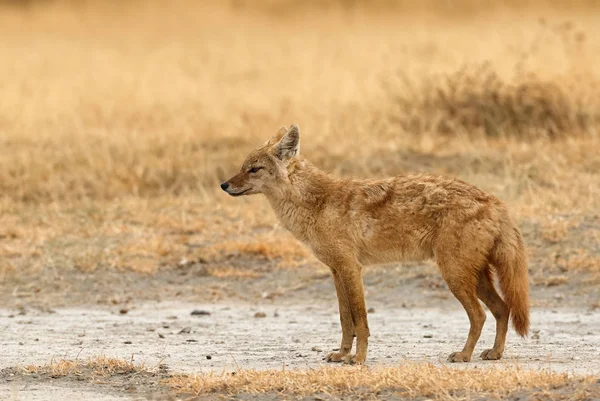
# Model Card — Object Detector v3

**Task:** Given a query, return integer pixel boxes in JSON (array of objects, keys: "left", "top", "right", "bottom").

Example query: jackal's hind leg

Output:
[
  {"left": 439, "top": 258, "right": 486, "bottom": 363},
  {"left": 477, "top": 268, "right": 509, "bottom": 360}
]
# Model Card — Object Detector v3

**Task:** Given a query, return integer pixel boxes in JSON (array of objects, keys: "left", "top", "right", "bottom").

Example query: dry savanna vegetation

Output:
[{"left": 1, "top": 0, "right": 599, "bottom": 285}]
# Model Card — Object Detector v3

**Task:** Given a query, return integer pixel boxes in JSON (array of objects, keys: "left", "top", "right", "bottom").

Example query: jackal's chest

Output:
[{"left": 273, "top": 206, "right": 315, "bottom": 244}]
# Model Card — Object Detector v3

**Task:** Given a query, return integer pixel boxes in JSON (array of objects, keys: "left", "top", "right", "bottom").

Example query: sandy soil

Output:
[{"left": 1, "top": 300, "right": 599, "bottom": 400}]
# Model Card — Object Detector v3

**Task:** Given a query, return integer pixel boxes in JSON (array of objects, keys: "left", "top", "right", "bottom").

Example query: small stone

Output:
[
  {"left": 368, "top": 307, "right": 376, "bottom": 313},
  {"left": 186, "top": 339, "right": 197, "bottom": 342},
  {"left": 254, "top": 312, "right": 267, "bottom": 318},
  {"left": 206, "top": 355, "right": 212, "bottom": 360},
  {"left": 119, "top": 308, "right": 128, "bottom": 314},
  {"left": 166, "top": 315, "right": 178, "bottom": 320},
  {"left": 158, "top": 333, "right": 165, "bottom": 339},
  {"left": 124, "top": 341, "right": 132, "bottom": 344},
  {"left": 423, "top": 334, "right": 433, "bottom": 339},
  {"left": 311, "top": 346, "right": 322, "bottom": 352},
  {"left": 179, "top": 327, "right": 192, "bottom": 334},
  {"left": 18, "top": 342, "right": 23, "bottom": 346},
  {"left": 191, "top": 310, "right": 211, "bottom": 316}
]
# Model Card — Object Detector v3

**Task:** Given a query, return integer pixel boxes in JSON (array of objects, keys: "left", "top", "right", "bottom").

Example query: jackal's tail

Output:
[{"left": 491, "top": 221, "right": 530, "bottom": 337}]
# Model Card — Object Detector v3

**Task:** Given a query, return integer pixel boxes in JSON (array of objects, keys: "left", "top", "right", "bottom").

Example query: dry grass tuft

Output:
[
  {"left": 165, "top": 363, "right": 589, "bottom": 398},
  {"left": 22, "top": 356, "right": 143, "bottom": 379}
]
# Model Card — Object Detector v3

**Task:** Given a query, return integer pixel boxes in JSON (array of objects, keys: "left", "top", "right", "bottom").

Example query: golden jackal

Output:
[{"left": 221, "top": 124, "right": 530, "bottom": 364}]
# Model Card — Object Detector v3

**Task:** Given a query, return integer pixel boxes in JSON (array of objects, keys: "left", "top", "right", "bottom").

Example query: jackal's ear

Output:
[{"left": 274, "top": 124, "right": 300, "bottom": 160}]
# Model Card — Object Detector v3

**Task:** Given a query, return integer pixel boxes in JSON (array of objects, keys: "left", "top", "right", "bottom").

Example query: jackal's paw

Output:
[
  {"left": 448, "top": 351, "right": 471, "bottom": 363},
  {"left": 480, "top": 348, "right": 503, "bottom": 360},
  {"left": 324, "top": 352, "right": 347, "bottom": 363},
  {"left": 343, "top": 354, "right": 366, "bottom": 365}
]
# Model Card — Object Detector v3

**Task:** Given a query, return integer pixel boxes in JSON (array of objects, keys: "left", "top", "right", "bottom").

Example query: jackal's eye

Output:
[{"left": 248, "top": 166, "right": 263, "bottom": 174}]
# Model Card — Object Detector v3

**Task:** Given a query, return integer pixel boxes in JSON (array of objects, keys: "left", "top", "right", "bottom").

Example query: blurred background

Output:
[{"left": 0, "top": 0, "right": 598, "bottom": 308}]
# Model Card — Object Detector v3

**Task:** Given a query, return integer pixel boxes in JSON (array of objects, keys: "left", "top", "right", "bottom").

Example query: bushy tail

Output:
[{"left": 492, "top": 221, "right": 530, "bottom": 337}]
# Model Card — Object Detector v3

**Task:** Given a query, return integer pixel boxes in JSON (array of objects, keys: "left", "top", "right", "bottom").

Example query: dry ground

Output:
[
  {"left": 0, "top": 0, "right": 599, "bottom": 399},
  {"left": 1, "top": 303, "right": 599, "bottom": 400}
]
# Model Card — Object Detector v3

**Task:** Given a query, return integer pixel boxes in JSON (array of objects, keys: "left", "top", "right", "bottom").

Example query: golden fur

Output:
[{"left": 222, "top": 124, "right": 530, "bottom": 364}]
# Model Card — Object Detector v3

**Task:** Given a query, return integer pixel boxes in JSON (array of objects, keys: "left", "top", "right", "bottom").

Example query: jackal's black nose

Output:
[{"left": 220, "top": 182, "right": 229, "bottom": 191}]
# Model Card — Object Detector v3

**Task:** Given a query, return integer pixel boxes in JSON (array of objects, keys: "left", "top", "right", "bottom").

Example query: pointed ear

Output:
[
  {"left": 274, "top": 124, "right": 300, "bottom": 160},
  {"left": 276, "top": 126, "right": 288, "bottom": 137},
  {"left": 266, "top": 126, "right": 288, "bottom": 146}
]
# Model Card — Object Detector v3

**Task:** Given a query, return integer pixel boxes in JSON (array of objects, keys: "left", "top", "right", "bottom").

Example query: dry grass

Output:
[
  {"left": 165, "top": 363, "right": 592, "bottom": 399},
  {"left": 0, "top": 0, "right": 599, "bottom": 277},
  {"left": 16, "top": 358, "right": 596, "bottom": 399},
  {"left": 21, "top": 356, "right": 144, "bottom": 378}
]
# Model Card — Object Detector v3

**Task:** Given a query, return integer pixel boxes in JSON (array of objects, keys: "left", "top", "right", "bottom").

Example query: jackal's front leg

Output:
[
  {"left": 325, "top": 270, "right": 355, "bottom": 363},
  {"left": 341, "top": 266, "right": 370, "bottom": 364}
]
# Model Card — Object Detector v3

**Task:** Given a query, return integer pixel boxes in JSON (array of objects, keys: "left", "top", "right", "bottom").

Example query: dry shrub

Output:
[
  {"left": 387, "top": 20, "right": 599, "bottom": 140},
  {"left": 388, "top": 63, "right": 599, "bottom": 140}
]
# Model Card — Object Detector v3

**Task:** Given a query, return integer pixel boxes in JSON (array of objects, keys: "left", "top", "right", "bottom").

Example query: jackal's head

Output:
[{"left": 220, "top": 124, "right": 300, "bottom": 197}]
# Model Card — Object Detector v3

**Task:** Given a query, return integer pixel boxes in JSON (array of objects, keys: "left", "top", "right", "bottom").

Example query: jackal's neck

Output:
[{"left": 264, "top": 158, "right": 335, "bottom": 241}]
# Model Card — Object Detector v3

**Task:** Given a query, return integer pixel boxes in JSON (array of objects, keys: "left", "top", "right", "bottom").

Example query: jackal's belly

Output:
[{"left": 357, "top": 242, "right": 434, "bottom": 266}]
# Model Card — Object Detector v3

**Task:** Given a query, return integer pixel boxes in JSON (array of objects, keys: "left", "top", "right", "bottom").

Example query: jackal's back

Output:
[{"left": 319, "top": 173, "right": 503, "bottom": 265}]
